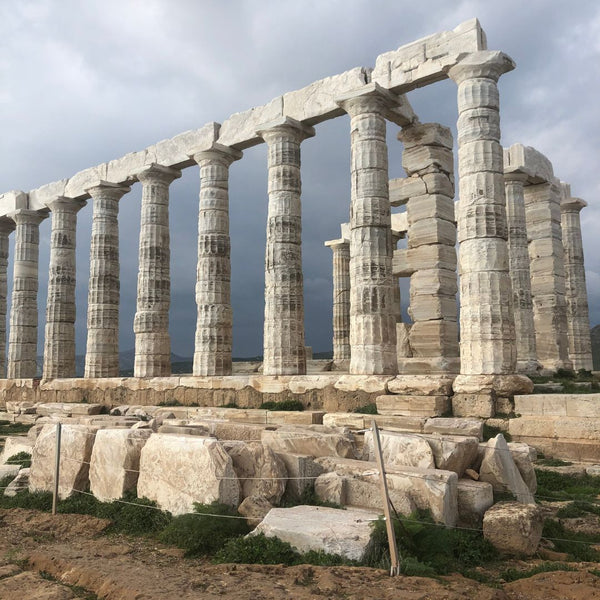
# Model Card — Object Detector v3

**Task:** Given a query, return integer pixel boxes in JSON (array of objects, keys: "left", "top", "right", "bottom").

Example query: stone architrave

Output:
[
  {"left": 524, "top": 181, "right": 571, "bottom": 371},
  {"left": 504, "top": 172, "right": 539, "bottom": 374},
  {"left": 43, "top": 197, "right": 87, "bottom": 379},
  {"left": 133, "top": 164, "right": 181, "bottom": 377},
  {"left": 0, "top": 218, "right": 15, "bottom": 377},
  {"left": 324, "top": 236, "right": 351, "bottom": 365},
  {"left": 560, "top": 189, "right": 593, "bottom": 371},
  {"left": 337, "top": 84, "right": 399, "bottom": 375},
  {"left": 257, "top": 117, "right": 315, "bottom": 376},
  {"left": 447, "top": 51, "right": 517, "bottom": 377},
  {"left": 85, "top": 182, "right": 130, "bottom": 378},
  {"left": 7, "top": 209, "right": 48, "bottom": 379},
  {"left": 191, "top": 144, "right": 242, "bottom": 376}
]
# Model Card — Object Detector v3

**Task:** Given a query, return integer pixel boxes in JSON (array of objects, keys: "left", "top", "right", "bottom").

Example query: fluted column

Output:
[
  {"left": 338, "top": 85, "right": 398, "bottom": 374},
  {"left": 447, "top": 51, "right": 516, "bottom": 376},
  {"left": 561, "top": 193, "right": 593, "bottom": 371},
  {"left": 84, "top": 182, "right": 130, "bottom": 378},
  {"left": 43, "top": 197, "right": 86, "bottom": 378},
  {"left": 0, "top": 218, "right": 15, "bottom": 377},
  {"left": 191, "top": 145, "right": 242, "bottom": 376},
  {"left": 257, "top": 117, "right": 314, "bottom": 376},
  {"left": 7, "top": 209, "right": 48, "bottom": 378},
  {"left": 504, "top": 172, "right": 539, "bottom": 374},
  {"left": 524, "top": 181, "right": 571, "bottom": 371},
  {"left": 133, "top": 164, "right": 181, "bottom": 377},
  {"left": 325, "top": 239, "right": 351, "bottom": 364}
]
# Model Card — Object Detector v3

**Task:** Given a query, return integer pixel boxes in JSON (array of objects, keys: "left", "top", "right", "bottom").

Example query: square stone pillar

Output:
[
  {"left": 133, "top": 164, "right": 181, "bottom": 378},
  {"left": 257, "top": 117, "right": 314, "bottom": 376},
  {"left": 43, "top": 197, "right": 87, "bottom": 379},
  {"left": 560, "top": 189, "right": 593, "bottom": 371}
]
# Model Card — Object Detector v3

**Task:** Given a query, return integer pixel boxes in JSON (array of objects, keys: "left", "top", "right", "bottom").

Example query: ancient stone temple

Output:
[{"left": 0, "top": 19, "right": 593, "bottom": 417}]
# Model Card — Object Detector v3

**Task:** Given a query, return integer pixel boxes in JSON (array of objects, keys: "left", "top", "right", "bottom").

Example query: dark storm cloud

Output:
[{"left": 1, "top": 0, "right": 599, "bottom": 359}]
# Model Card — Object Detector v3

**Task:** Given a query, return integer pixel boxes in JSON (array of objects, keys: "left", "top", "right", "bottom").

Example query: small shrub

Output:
[
  {"left": 0, "top": 489, "right": 53, "bottom": 511},
  {"left": 259, "top": 399, "right": 304, "bottom": 411},
  {"left": 543, "top": 519, "right": 600, "bottom": 562},
  {"left": 555, "top": 368, "right": 576, "bottom": 379},
  {"left": 157, "top": 398, "right": 182, "bottom": 407},
  {"left": 215, "top": 533, "right": 299, "bottom": 565},
  {"left": 483, "top": 425, "right": 511, "bottom": 442},
  {"left": 589, "top": 568, "right": 600, "bottom": 577},
  {"left": 536, "top": 469, "right": 600, "bottom": 501},
  {"left": 159, "top": 503, "right": 249, "bottom": 557},
  {"left": 219, "top": 402, "right": 239, "bottom": 409},
  {"left": 353, "top": 403, "right": 378, "bottom": 415},
  {"left": 5, "top": 451, "right": 31, "bottom": 469},
  {"left": 501, "top": 562, "right": 576, "bottom": 582},
  {"left": 537, "top": 457, "right": 573, "bottom": 467},
  {"left": 0, "top": 422, "right": 32, "bottom": 436}
]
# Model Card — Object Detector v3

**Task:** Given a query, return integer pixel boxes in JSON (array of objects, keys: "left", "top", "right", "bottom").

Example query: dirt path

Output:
[{"left": 2, "top": 508, "right": 600, "bottom": 600}]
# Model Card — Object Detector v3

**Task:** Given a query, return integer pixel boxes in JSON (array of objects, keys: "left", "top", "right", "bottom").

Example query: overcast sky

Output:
[{"left": 1, "top": 0, "right": 599, "bottom": 359}]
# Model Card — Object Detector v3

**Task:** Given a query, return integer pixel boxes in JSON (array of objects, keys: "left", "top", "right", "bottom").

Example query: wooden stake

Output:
[
  {"left": 52, "top": 422, "right": 62, "bottom": 515},
  {"left": 371, "top": 419, "right": 400, "bottom": 576}
]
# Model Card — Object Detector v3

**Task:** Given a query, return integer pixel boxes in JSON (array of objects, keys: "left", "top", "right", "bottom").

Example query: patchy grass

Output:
[
  {"left": 0, "top": 421, "right": 32, "bottom": 436},
  {"left": 556, "top": 500, "right": 600, "bottom": 519},
  {"left": 483, "top": 424, "right": 511, "bottom": 442},
  {"left": 5, "top": 451, "right": 31, "bottom": 469},
  {"left": 259, "top": 399, "right": 305, "bottom": 411},
  {"left": 537, "top": 457, "right": 573, "bottom": 467},
  {"left": 353, "top": 403, "right": 378, "bottom": 415},
  {"left": 501, "top": 562, "right": 576, "bottom": 582},
  {"left": 535, "top": 469, "right": 600, "bottom": 501},
  {"left": 542, "top": 519, "right": 600, "bottom": 562}
]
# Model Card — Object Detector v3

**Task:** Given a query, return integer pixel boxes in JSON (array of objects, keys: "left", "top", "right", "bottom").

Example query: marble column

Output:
[
  {"left": 324, "top": 239, "right": 351, "bottom": 365},
  {"left": 43, "top": 197, "right": 86, "bottom": 378},
  {"left": 504, "top": 172, "right": 539, "bottom": 374},
  {"left": 338, "top": 85, "right": 398, "bottom": 374},
  {"left": 7, "top": 209, "right": 48, "bottom": 379},
  {"left": 447, "top": 51, "right": 516, "bottom": 376},
  {"left": 84, "top": 182, "right": 130, "bottom": 378},
  {"left": 257, "top": 117, "right": 314, "bottom": 376},
  {"left": 191, "top": 145, "right": 242, "bottom": 376},
  {"left": 0, "top": 218, "right": 15, "bottom": 377},
  {"left": 561, "top": 191, "right": 593, "bottom": 371},
  {"left": 524, "top": 181, "right": 571, "bottom": 371},
  {"left": 133, "top": 164, "right": 181, "bottom": 377}
]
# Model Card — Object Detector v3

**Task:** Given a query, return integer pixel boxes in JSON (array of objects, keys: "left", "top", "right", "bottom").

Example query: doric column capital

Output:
[
  {"left": 191, "top": 143, "right": 243, "bottom": 166},
  {"left": 446, "top": 50, "right": 515, "bottom": 84},
  {"left": 85, "top": 180, "right": 131, "bottom": 201},
  {"left": 561, "top": 196, "right": 587, "bottom": 213},
  {"left": 256, "top": 116, "right": 315, "bottom": 145},
  {"left": 135, "top": 163, "right": 182, "bottom": 186},
  {"left": 0, "top": 216, "right": 15, "bottom": 235},
  {"left": 504, "top": 170, "right": 530, "bottom": 185},
  {"left": 46, "top": 196, "right": 87, "bottom": 214},
  {"left": 337, "top": 83, "right": 416, "bottom": 126},
  {"left": 8, "top": 208, "right": 49, "bottom": 226},
  {"left": 324, "top": 238, "right": 349, "bottom": 250}
]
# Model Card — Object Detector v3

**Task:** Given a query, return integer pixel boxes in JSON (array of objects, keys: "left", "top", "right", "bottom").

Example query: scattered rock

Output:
[
  {"left": 362, "top": 430, "right": 435, "bottom": 470},
  {"left": 4, "top": 467, "right": 30, "bottom": 497},
  {"left": 483, "top": 501, "right": 543, "bottom": 555},
  {"left": 238, "top": 495, "right": 273, "bottom": 527},
  {"left": 457, "top": 479, "right": 493, "bottom": 527}
]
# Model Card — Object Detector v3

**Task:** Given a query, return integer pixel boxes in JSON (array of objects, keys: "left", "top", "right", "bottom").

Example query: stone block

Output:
[
  {"left": 251, "top": 505, "right": 380, "bottom": 561},
  {"left": 479, "top": 434, "right": 535, "bottom": 503},
  {"left": 387, "top": 375, "right": 455, "bottom": 396},
  {"left": 507, "top": 442, "right": 537, "bottom": 494},
  {"left": 376, "top": 394, "right": 450, "bottom": 417},
  {"left": 393, "top": 244, "right": 456, "bottom": 276},
  {"left": 452, "top": 393, "right": 494, "bottom": 418},
  {"left": 238, "top": 495, "right": 273, "bottom": 527},
  {"left": 314, "top": 472, "right": 345, "bottom": 505},
  {"left": 402, "top": 145, "right": 453, "bottom": 176},
  {"left": 0, "top": 464, "right": 20, "bottom": 480},
  {"left": 334, "top": 375, "right": 393, "bottom": 394},
  {"left": 276, "top": 453, "right": 324, "bottom": 499},
  {"left": 371, "top": 415, "right": 427, "bottom": 432},
  {"left": 211, "top": 422, "right": 270, "bottom": 442},
  {"left": 399, "top": 122, "right": 453, "bottom": 149},
  {"left": 0, "top": 436, "right": 33, "bottom": 464},
  {"left": 408, "top": 218, "right": 456, "bottom": 248},
  {"left": 422, "top": 434, "right": 479, "bottom": 476},
  {"left": 408, "top": 294, "right": 457, "bottom": 321},
  {"left": 3, "top": 467, "right": 30, "bottom": 497},
  {"left": 362, "top": 430, "right": 435, "bottom": 469},
  {"left": 410, "top": 268, "right": 457, "bottom": 296},
  {"left": 261, "top": 427, "right": 356, "bottom": 459},
  {"left": 483, "top": 502, "right": 543, "bottom": 556},
  {"left": 389, "top": 177, "right": 426, "bottom": 206},
  {"left": 424, "top": 417, "right": 483, "bottom": 440},
  {"left": 89, "top": 428, "right": 151, "bottom": 502},
  {"left": 137, "top": 434, "right": 239, "bottom": 515},
  {"left": 29, "top": 424, "right": 97, "bottom": 499},
  {"left": 409, "top": 321, "right": 458, "bottom": 357},
  {"left": 457, "top": 479, "right": 493, "bottom": 527},
  {"left": 322, "top": 413, "right": 365, "bottom": 429},
  {"left": 508, "top": 416, "right": 557, "bottom": 439},
  {"left": 266, "top": 411, "right": 325, "bottom": 426},
  {"left": 396, "top": 323, "right": 412, "bottom": 358},
  {"left": 407, "top": 194, "right": 455, "bottom": 225},
  {"left": 452, "top": 374, "right": 533, "bottom": 396},
  {"left": 397, "top": 356, "right": 461, "bottom": 376}
]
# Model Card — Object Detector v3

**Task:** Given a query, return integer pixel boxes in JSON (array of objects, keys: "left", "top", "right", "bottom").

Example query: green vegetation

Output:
[
  {"left": 159, "top": 503, "right": 249, "bottom": 557},
  {"left": 501, "top": 562, "right": 576, "bottom": 582},
  {"left": 483, "top": 424, "right": 511, "bottom": 442},
  {"left": 5, "top": 451, "right": 31, "bottom": 469},
  {"left": 0, "top": 421, "right": 32, "bottom": 436},
  {"left": 556, "top": 500, "right": 600, "bottom": 519},
  {"left": 542, "top": 519, "right": 600, "bottom": 562},
  {"left": 535, "top": 468, "right": 600, "bottom": 501},
  {"left": 39, "top": 570, "right": 99, "bottom": 599},
  {"left": 537, "top": 457, "right": 573, "bottom": 467},
  {"left": 157, "top": 398, "right": 183, "bottom": 407},
  {"left": 259, "top": 399, "right": 305, "bottom": 411},
  {"left": 353, "top": 403, "right": 378, "bottom": 415},
  {"left": 530, "top": 369, "right": 599, "bottom": 393}
]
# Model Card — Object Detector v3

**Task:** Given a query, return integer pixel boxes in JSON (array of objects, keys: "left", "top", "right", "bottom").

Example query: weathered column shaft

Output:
[
  {"left": 43, "top": 197, "right": 86, "bottom": 378},
  {"left": 504, "top": 174, "right": 539, "bottom": 374},
  {"left": 561, "top": 194, "right": 593, "bottom": 371},
  {"left": 339, "top": 87, "right": 398, "bottom": 375},
  {"left": 192, "top": 145, "right": 241, "bottom": 376},
  {"left": 8, "top": 209, "right": 47, "bottom": 378},
  {"left": 133, "top": 164, "right": 181, "bottom": 378},
  {"left": 258, "top": 118, "right": 314, "bottom": 376},
  {"left": 524, "top": 182, "right": 571, "bottom": 371},
  {"left": 448, "top": 51, "right": 516, "bottom": 375},
  {"left": 0, "top": 219, "right": 15, "bottom": 377},
  {"left": 326, "top": 240, "right": 351, "bottom": 363},
  {"left": 85, "top": 182, "right": 130, "bottom": 378}
]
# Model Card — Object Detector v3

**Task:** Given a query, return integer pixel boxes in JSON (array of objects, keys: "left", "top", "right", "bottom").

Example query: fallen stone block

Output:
[
  {"left": 238, "top": 495, "right": 273, "bottom": 527},
  {"left": 479, "top": 434, "right": 535, "bottom": 504},
  {"left": 29, "top": 424, "right": 97, "bottom": 499},
  {"left": 387, "top": 375, "right": 455, "bottom": 396},
  {"left": 275, "top": 453, "right": 324, "bottom": 499},
  {"left": 89, "top": 428, "right": 152, "bottom": 502},
  {"left": 212, "top": 421, "right": 272, "bottom": 442},
  {"left": 36, "top": 403, "right": 103, "bottom": 417},
  {"left": 362, "top": 430, "right": 435, "bottom": 470},
  {"left": 224, "top": 441, "right": 286, "bottom": 504},
  {"left": 315, "top": 472, "right": 345, "bottom": 505},
  {"left": 5, "top": 401, "right": 36, "bottom": 415},
  {"left": 452, "top": 394, "right": 494, "bottom": 418},
  {"left": 0, "top": 436, "right": 33, "bottom": 465},
  {"left": 422, "top": 434, "right": 479, "bottom": 476},
  {"left": 483, "top": 502, "right": 543, "bottom": 556},
  {"left": 424, "top": 417, "right": 483, "bottom": 440},
  {"left": 3, "top": 468, "right": 30, "bottom": 497},
  {"left": 508, "top": 442, "right": 537, "bottom": 494},
  {"left": 252, "top": 505, "right": 380, "bottom": 561},
  {"left": 0, "top": 464, "right": 21, "bottom": 480},
  {"left": 457, "top": 479, "right": 493, "bottom": 527},
  {"left": 371, "top": 415, "right": 427, "bottom": 432},
  {"left": 322, "top": 413, "right": 365, "bottom": 429},
  {"left": 137, "top": 434, "right": 239, "bottom": 515},
  {"left": 262, "top": 427, "right": 356, "bottom": 459},
  {"left": 266, "top": 411, "right": 325, "bottom": 426}
]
